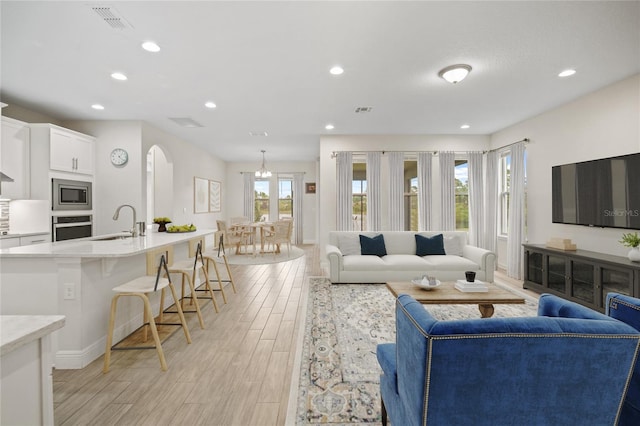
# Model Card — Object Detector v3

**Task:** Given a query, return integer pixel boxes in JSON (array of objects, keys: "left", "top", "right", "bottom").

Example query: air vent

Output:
[
  {"left": 169, "top": 117, "right": 203, "bottom": 128},
  {"left": 91, "top": 6, "right": 133, "bottom": 29},
  {"left": 355, "top": 106, "right": 373, "bottom": 113},
  {"left": 249, "top": 131, "right": 269, "bottom": 137}
]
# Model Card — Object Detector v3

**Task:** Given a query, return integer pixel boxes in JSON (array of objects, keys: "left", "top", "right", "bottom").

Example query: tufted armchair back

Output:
[{"left": 377, "top": 293, "right": 640, "bottom": 426}]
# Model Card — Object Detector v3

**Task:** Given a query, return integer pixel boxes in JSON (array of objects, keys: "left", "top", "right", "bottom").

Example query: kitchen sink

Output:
[{"left": 90, "top": 234, "right": 132, "bottom": 241}]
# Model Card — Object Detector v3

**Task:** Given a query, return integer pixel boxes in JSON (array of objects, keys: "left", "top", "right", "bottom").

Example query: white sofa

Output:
[{"left": 326, "top": 231, "right": 496, "bottom": 284}]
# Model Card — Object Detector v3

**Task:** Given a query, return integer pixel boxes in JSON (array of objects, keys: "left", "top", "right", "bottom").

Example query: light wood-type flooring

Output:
[
  {"left": 52, "top": 244, "right": 533, "bottom": 426},
  {"left": 53, "top": 244, "right": 321, "bottom": 426}
]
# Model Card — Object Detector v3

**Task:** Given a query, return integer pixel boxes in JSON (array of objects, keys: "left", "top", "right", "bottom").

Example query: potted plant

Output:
[
  {"left": 153, "top": 217, "right": 172, "bottom": 232},
  {"left": 620, "top": 231, "right": 640, "bottom": 262}
]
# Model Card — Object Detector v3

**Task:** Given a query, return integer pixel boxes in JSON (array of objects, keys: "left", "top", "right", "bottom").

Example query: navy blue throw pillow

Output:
[
  {"left": 360, "top": 234, "right": 387, "bottom": 256},
  {"left": 416, "top": 234, "right": 446, "bottom": 256}
]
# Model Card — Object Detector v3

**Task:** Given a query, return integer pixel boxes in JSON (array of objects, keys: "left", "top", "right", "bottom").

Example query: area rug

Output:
[
  {"left": 293, "top": 277, "right": 539, "bottom": 425},
  {"left": 213, "top": 245, "right": 304, "bottom": 265}
]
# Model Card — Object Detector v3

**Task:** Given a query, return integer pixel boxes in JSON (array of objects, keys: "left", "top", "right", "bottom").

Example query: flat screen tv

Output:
[{"left": 552, "top": 152, "right": 640, "bottom": 230}]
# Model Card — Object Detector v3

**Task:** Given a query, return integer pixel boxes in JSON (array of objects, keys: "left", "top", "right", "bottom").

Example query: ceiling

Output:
[{"left": 1, "top": 1, "right": 639, "bottom": 163}]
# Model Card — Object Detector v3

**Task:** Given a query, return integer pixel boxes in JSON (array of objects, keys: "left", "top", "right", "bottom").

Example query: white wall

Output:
[
  {"left": 318, "top": 134, "right": 491, "bottom": 256},
  {"left": 225, "top": 160, "right": 318, "bottom": 243},
  {"left": 490, "top": 73, "right": 640, "bottom": 258},
  {"left": 64, "top": 120, "right": 227, "bottom": 235}
]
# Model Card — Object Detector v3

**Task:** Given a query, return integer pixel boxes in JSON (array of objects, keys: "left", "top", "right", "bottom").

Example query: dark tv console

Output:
[{"left": 523, "top": 244, "right": 640, "bottom": 312}]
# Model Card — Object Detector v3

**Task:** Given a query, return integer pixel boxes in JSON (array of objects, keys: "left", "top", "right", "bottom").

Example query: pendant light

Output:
[{"left": 255, "top": 150, "right": 272, "bottom": 178}]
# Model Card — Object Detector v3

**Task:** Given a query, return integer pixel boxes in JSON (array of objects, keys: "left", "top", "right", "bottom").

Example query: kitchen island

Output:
[{"left": 0, "top": 229, "right": 216, "bottom": 369}]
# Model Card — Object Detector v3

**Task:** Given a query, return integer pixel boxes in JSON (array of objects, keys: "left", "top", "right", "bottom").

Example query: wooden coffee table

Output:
[{"left": 385, "top": 281, "right": 525, "bottom": 318}]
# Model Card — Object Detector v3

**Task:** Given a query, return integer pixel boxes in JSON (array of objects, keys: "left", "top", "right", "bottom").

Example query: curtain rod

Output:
[{"left": 330, "top": 138, "right": 530, "bottom": 158}]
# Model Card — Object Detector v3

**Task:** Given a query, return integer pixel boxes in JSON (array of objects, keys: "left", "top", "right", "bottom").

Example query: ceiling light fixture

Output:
[
  {"left": 438, "top": 64, "right": 472, "bottom": 84},
  {"left": 255, "top": 150, "right": 272, "bottom": 178},
  {"left": 141, "top": 41, "right": 160, "bottom": 52},
  {"left": 111, "top": 72, "right": 127, "bottom": 81},
  {"left": 460, "top": 124, "right": 470, "bottom": 129},
  {"left": 91, "top": 104, "right": 105, "bottom": 110},
  {"left": 204, "top": 101, "right": 217, "bottom": 109},
  {"left": 558, "top": 69, "right": 576, "bottom": 77},
  {"left": 325, "top": 124, "right": 335, "bottom": 130},
  {"left": 330, "top": 66, "right": 344, "bottom": 75}
]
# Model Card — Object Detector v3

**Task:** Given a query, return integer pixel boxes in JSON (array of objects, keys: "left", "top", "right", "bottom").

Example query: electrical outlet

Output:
[{"left": 63, "top": 283, "right": 75, "bottom": 300}]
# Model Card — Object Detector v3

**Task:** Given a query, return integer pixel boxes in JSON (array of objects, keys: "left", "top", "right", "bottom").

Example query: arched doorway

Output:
[{"left": 146, "top": 145, "right": 173, "bottom": 226}]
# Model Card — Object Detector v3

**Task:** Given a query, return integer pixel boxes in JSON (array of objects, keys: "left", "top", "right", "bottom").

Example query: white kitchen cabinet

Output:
[
  {"left": 20, "top": 233, "right": 49, "bottom": 245},
  {"left": 0, "top": 117, "right": 30, "bottom": 199},
  {"left": 0, "top": 236, "right": 20, "bottom": 249},
  {"left": 30, "top": 124, "right": 95, "bottom": 177},
  {"left": 49, "top": 127, "right": 94, "bottom": 175}
]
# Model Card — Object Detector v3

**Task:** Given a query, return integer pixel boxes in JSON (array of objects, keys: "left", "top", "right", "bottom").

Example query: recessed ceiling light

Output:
[
  {"left": 325, "top": 124, "right": 335, "bottom": 130},
  {"left": 558, "top": 69, "right": 576, "bottom": 77},
  {"left": 91, "top": 104, "right": 105, "bottom": 110},
  {"left": 460, "top": 124, "right": 470, "bottom": 129},
  {"left": 204, "top": 101, "right": 217, "bottom": 109},
  {"left": 438, "top": 64, "right": 472, "bottom": 84},
  {"left": 141, "top": 41, "right": 160, "bottom": 52},
  {"left": 330, "top": 66, "right": 344, "bottom": 75},
  {"left": 249, "top": 131, "right": 268, "bottom": 137},
  {"left": 111, "top": 72, "right": 127, "bottom": 81}
]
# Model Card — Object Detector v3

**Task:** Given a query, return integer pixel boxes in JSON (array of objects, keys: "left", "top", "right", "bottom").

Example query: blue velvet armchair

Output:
[
  {"left": 377, "top": 293, "right": 640, "bottom": 426},
  {"left": 607, "top": 293, "right": 640, "bottom": 426}
]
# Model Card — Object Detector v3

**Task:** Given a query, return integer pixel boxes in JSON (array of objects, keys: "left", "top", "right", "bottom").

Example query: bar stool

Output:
[
  {"left": 202, "top": 235, "right": 238, "bottom": 304},
  {"left": 165, "top": 237, "right": 219, "bottom": 325},
  {"left": 103, "top": 247, "right": 191, "bottom": 373}
]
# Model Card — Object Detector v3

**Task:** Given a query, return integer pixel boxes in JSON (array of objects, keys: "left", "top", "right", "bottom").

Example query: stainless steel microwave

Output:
[{"left": 52, "top": 178, "right": 92, "bottom": 211}]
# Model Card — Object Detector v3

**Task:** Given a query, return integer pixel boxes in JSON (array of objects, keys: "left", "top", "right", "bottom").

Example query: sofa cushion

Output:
[
  {"left": 443, "top": 235, "right": 463, "bottom": 256},
  {"left": 416, "top": 234, "right": 446, "bottom": 256},
  {"left": 360, "top": 234, "right": 387, "bottom": 256},
  {"left": 383, "top": 255, "right": 430, "bottom": 270},
  {"left": 338, "top": 233, "right": 361, "bottom": 256},
  {"left": 343, "top": 255, "right": 388, "bottom": 271},
  {"left": 421, "top": 255, "right": 479, "bottom": 271}
]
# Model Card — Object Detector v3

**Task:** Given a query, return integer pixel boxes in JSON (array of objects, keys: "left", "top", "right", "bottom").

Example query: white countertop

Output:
[
  {"left": 0, "top": 228, "right": 214, "bottom": 258},
  {"left": 0, "top": 315, "right": 65, "bottom": 356}
]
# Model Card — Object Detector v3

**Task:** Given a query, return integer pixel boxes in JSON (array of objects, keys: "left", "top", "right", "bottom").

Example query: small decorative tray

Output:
[
  {"left": 411, "top": 278, "right": 442, "bottom": 290},
  {"left": 166, "top": 229, "right": 196, "bottom": 233}
]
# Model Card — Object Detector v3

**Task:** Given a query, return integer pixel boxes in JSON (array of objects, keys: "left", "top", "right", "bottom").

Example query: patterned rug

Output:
[{"left": 294, "top": 277, "right": 539, "bottom": 425}]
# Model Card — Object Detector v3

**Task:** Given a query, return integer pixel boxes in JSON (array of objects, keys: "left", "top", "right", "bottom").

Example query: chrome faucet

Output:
[{"left": 113, "top": 204, "right": 138, "bottom": 237}]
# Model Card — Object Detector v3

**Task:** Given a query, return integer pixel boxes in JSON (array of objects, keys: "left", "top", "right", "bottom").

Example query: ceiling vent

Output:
[
  {"left": 249, "top": 131, "right": 269, "bottom": 137},
  {"left": 169, "top": 117, "right": 203, "bottom": 128},
  {"left": 354, "top": 106, "right": 373, "bottom": 113},
  {"left": 91, "top": 6, "right": 133, "bottom": 29}
]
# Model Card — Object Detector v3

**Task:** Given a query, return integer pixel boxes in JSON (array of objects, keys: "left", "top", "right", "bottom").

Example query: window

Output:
[
  {"left": 455, "top": 159, "right": 469, "bottom": 230},
  {"left": 278, "top": 178, "right": 293, "bottom": 219},
  {"left": 404, "top": 160, "right": 418, "bottom": 231},
  {"left": 352, "top": 162, "right": 367, "bottom": 231},
  {"left": 499, "top": 153, "right": 511, "bottom": 236},
  {"left": 254, "top": 179, "right": 269, "bottom": 222}
]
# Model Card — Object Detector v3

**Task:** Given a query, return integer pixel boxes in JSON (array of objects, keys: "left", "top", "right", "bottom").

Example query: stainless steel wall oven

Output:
[{"left": 52, "top": 215, "right": 92, "bottom": 241}]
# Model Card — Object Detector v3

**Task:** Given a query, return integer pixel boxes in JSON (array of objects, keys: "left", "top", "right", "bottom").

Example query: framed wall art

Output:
[
  {"left": 209, "top": 180, "right": 221, "bottom": 212},
  {"left": 305, "top": 182, "right": 316, "bottom": 194},
  {"left": 194, "top": 176, "right": 209, "bottom": 213}
]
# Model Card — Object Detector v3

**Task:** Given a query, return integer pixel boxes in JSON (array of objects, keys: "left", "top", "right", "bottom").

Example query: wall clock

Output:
[{"left": 110, "top": 148, "right": 128, "bottom": 166}]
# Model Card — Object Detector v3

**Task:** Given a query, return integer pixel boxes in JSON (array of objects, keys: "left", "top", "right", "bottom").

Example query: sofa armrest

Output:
[
  {"left": 538, "top": 293, "right": 613, "bottom": 320},
  {"left": 462, "top": 245, "right": 496, "bottom": 282},
  {"left": 326, "top": 244, "right": 343, "bottom": 282}
]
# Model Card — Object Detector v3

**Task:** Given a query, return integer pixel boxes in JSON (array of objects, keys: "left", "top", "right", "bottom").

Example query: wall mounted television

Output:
[{"left": 552, "top": 152, "right": 640, "bottom": 230}]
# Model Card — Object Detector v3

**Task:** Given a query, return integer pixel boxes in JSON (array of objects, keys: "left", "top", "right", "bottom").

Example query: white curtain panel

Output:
[
  {"left": 417, "top": 152, "right": 433, "bottom": 230},
  {"left": 293, "top": 172, "right": 304, "bottom": 244},
  {"left": 439, "top": 151, "right": 456, "bottom": 231},
  {"left": 507, "top": 142, "right": 526, "bottom": 279},
  {"left": 243, "top": 172, "right": 255, "bottom": 221},
  {"left": 366, "top": 152, "right": 382, "bottom": 231},
  {"left": 388, "top": 152, "right": 405, "bottom": 231},
  {"left": 484, "top": 151, "right": 499, "bottom": 252},
  {"left": 336, "top": 151, "right": 353, "bottom": 231},
  {"left": 468, "top": 151, "right": 484, "bottom": 247}
]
